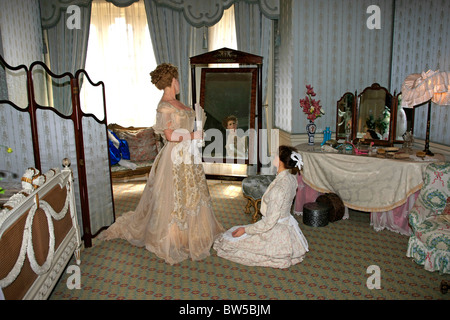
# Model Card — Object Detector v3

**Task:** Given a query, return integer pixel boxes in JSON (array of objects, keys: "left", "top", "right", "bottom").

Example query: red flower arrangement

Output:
[{"left": 300, "top": 84, "right": 324, "bottom": 122}]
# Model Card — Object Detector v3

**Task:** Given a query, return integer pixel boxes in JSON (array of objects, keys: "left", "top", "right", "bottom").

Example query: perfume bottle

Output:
[
  {"left": 344, "top": 124, "right": 353, "bottom": 153},
  {"left": 321, "top": 126, "right": 332, "bottom": 146}
]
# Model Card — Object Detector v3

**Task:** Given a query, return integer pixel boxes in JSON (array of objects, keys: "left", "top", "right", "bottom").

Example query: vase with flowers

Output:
[{"left": 300, "top": 84, "right": 324, "bottom": 145}]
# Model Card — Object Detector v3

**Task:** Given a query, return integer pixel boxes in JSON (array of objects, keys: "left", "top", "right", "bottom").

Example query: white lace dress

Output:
[
  {"left": 214, "top": 170, "right": 308, "bottom": 268},
  {"left": 99, "top": 101, "right": 225, "bottom": 265}
]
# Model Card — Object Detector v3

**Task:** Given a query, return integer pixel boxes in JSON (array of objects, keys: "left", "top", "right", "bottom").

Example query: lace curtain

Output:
[
  {"left": 208, "top": 6, "right": 237, "bottom": 52},
  {"left": 81, "top": 0, "right": 160, "bottom": 127}
]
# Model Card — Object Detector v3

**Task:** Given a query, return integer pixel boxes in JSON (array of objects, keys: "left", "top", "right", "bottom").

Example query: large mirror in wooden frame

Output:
[
  {"left": 190, "top": 48, "right": 263, "bottom": 178},
  {"left": 200, "top": 67, "right": 256, "bottom": 162}
]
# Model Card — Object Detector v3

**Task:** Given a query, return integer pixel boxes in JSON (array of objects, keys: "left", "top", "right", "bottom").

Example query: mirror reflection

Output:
[
  {"left": 200, "top": 68, "right": 256, "bottom": 161},
  {"left": 357, "top": 83, "right": 392, "bottom": 143},
  {"left": 394, "top": 93, "right": 415, "bottom": 142},
  {"left": 336, "top": 92, "right": 354, "bottom": 140},
  {"left": 222, "top": 115, "right": 247, "bottom": 158}
]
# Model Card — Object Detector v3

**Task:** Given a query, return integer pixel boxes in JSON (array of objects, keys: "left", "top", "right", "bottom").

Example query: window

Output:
[
  {"left": 81, "top": 2, "right": 238, "bottom": 127},
  {"left": 208, "top": 5, "right": 237, "bottom": 52},
  {"left": 80, "top": 0, "right": 159, "bottom": 127},
  {"left": 208, "top": 5, "right": 238, "bottom": 68}
]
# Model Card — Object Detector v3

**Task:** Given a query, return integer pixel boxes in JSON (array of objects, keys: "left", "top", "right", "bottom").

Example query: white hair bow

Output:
[{"left": 291, "top": 152, "right": 303, "bottom": 170}]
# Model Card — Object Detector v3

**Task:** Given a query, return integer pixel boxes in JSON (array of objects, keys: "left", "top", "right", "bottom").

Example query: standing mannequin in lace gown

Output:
[
  {"left": 99, "top": 63, "right": 224, "bottom": 265},
  {"left": 214, "top": 145, "right": 309, "bottom": 268}
]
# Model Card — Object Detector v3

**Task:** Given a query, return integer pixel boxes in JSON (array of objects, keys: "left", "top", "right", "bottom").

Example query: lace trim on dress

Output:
[
  {"left": 170, "top": 143, "right": 212, "bottom": 230},
  {"left": 153, "top": 102, "right": 195, "bottom": 141}
]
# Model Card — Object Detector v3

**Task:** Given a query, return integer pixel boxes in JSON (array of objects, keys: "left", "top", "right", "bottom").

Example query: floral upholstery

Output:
[
  {"left": 108, "top": 124, "right": 161, "bottom": 162},
  {"left": 406, "top": 162, "right": 450, "bottom": 274}
]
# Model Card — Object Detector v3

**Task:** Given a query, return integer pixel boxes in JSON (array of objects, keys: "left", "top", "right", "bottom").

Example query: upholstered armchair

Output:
[{"left": 406, "top": 162, "right": 450, "bottom": 274}]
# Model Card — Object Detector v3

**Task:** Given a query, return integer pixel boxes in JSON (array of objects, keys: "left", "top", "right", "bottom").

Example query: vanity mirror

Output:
[
  {"left": 335, "top": 92, "right": 356, "bottom": 141},
  {"left": 355, "top": 83, "right": 394, "bottom": 146}
]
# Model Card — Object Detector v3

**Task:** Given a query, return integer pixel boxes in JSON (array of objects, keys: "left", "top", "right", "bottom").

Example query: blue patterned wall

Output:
[{"left": 275, "top": 0, "right": 449, "bottom": 146}]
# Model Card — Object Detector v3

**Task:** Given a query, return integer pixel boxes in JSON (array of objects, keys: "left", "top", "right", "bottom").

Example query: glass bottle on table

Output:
[{"left": 344, "top": 123, "right": 353, "bottom": 154}]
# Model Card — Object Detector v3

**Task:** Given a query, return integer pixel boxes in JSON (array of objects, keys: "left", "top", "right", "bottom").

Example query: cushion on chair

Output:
[
  {"left": 116, "top": 128, "right": 158, "bottom": 162},
  {"left": 242, "top": 175, "right": 276, "bottom": 200},
  {"left": 108, "top": 124, "right": 159, "bottom": 162}
]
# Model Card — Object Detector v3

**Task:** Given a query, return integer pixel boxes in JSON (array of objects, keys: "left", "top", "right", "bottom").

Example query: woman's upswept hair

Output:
[
  {"left": 222, "top": 115, "right": 238, "bottom": 129},
  {"left": 150, "top": 63, "right": 179, "bottom": 90},
  {"left": 278, "top": 145, "right": 300, "bottom": 175}
]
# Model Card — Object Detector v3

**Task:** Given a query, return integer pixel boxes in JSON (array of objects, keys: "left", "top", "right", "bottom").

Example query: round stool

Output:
[{"left": 303, "top": 202, "right": 329, "bottom": 227}]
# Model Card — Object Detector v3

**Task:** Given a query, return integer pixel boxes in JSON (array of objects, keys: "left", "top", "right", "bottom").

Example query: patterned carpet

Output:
[{"left": 49, "top": 179, "right": 450, "bottom": 301}]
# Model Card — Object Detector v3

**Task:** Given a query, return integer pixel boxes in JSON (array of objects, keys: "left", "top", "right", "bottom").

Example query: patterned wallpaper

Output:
[
  {"left": 390, "top": 0, "right": 450, "bottom": 145},
  {"left": 276, "top": 0, "right": 394, "bottom": 134},
  {"left": 0, "top": 0, "right": 43, "bottom": 176},
  {"left": 0, "top": 0, "right": 43, "bottom": 109},
  {"left": 275, "top": 0, "right": 449, "bottom": 146},
  {"left": 0, "top": 0, "right": 43, "bottom": 65}
]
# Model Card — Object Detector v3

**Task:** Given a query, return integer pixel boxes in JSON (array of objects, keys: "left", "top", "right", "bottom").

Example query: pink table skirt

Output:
[{"left": 294, "top": 174, "right": 418, "bottom": 236}]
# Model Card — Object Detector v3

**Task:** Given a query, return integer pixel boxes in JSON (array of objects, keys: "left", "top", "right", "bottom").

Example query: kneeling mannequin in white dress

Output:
[{"left": 214, "top": 145, "right": 309, "bottom": 268}]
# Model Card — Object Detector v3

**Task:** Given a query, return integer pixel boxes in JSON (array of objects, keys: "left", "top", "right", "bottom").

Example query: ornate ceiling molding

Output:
[
  {"left": 105, "top": 0, "right": 140, "bottom": 7},
  {"left": 251, "top": 0, "right": 279, "bottom": 20},
  {"left": 153, "top": 0, "right": 279, "bottom": 28},
  {"left": 153, "top": 0, "right": 234, "bottom": 28},
  {"left": 39, "top": 0, "right": 279, "bottom": 29},
  {"left": 39, "top": 0, "right": 92, "bottom": 29}
]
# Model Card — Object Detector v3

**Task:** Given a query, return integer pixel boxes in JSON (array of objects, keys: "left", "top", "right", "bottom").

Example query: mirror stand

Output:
[{"left": 190, "top": 48, "right": 263, "bottom": 180}]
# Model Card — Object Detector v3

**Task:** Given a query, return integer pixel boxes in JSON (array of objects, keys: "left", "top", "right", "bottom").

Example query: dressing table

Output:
[{"left": 294, "top": 143, "right": 445, "bottom": 235}]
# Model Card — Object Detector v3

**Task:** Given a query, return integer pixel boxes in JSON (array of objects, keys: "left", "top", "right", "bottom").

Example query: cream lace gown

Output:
[
  {"left": 99, "top": 101, "right": 225, "bottom": 265},
  {"left": 214, "top": 170, "right": 309, "bottom": 268}
]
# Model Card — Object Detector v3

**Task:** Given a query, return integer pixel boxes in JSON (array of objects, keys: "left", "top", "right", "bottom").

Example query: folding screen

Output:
[{"left": 0, "top": 55, "right": 114, "bottom": 247}]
